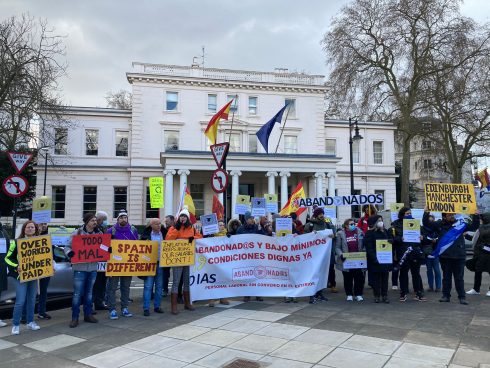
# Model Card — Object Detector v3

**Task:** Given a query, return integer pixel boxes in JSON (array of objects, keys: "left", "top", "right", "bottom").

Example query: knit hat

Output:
[
  {"left": 83, "top": 212, "right": 96, "bottom": 224},
  {"left": 244, "top": 211, "right": 253, "bottom": 221},
  {"left": 179, "top": 206, "right": 190, "bottom": 219},
  {"left": 96, "top": 210, "right": 109, "bottom": 219},
  {"left": 313, "top": 207, "right": 324, "bottom": 218},
  {"left": 116, "top": 210, "right": 128, "bottom": 220},
  {"left": 481, "top": 212, "right": 490, "bottom": 225},
  {"left": 367, "top": 215, "right": 382, "bottom": 229}
]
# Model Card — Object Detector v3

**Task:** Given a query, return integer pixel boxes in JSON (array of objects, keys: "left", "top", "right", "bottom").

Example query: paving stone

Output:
[
  {"left": 0, "top": 338, "right": 17, "bottom": 350},
  {"left": 0, "top": 345, "right": 42, "bottom": 366},
  {"left": 313, "top": 319, "right": 364, "bottom": 334},
  {"left": 459, "top": 333, "right": 490, "bottom": 352},
  {"left": 5, "top": 354, "right": 89, "bottom": 368},
  {"left": 383, "top": 356, "right": 447, "bottom": 368},
  {"left": 213, "top": 308, "right": 257, "bottom": 319},
  {"left": 158, "top": 324, "right": 211, "bottom": 340},
  {"left": 191, "top": 329, "right": 248, "bottom": 347},
  {"left": 188, "top": 315, "right": 237, "bottom": 328},
  {"left": 2, "top": 327, "right": 60, "bottom": 344},
  {"left": 220, "top": 318, "right": 271, "bottom": 334},
  {"left": 155, "top": 340, "right": 220, "bottom": 363},
  {"left": 24, "top": 333, "right": 85, "bottom": 352},
  {"left": 451, "top": 348, "right": 490, "bottom": 368},
  {"left": 194, "top": 348, "right": 263, "bottom": 368},
  {"left": 228, "top": 334, "right": 288, "bottom": 354},
  {"left": 78, "top": 346, "right": 148, "bottom": 368},
  {"left": 259, "top": 355, "right": 313, "bottom": 368},
  {"left": 294, "top": 328, "right": 352, "bottom": 347},
  {"left": 318, "top": 347, "right": 390, "bottom": 368},
  {"left": 241, "top": 311, "right": 289, "bottom": 322},
  {"left": 269, "top": 340, "right": 334, "bottom": 364},
  {"left": 356, "top": 324, "right": 408, "bottom": 341},
  {"left": 276, "top": 314, "right": 325, "bottom": 327},
  {"left": 51, "top": 340, "right": 115, "bottom": 361},
  {"left": 403, "top": 330, "right": 461, "bottom": 349},
  {"left": 118, "top": 354, "right": 188, "bottom": 368},
  {"left": 393, "top": 342, "right": 455, "bottom": 365},
  {"left": 123, "top": 334, "right": 182, "bottom": 353},
  {"left": 340, "top": 334, "right": 401, "bottom": 355},
  {"left": 254, "top": 322, "right": 309, "bottom": 339}
]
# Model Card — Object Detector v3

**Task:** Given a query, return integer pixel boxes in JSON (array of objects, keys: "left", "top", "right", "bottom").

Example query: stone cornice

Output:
[{"left": 126, "top": 73, "right": 327, "bottom": 94}]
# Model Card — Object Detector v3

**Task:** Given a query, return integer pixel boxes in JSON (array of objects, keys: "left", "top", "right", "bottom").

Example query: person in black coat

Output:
[
  {"left": 365, "top": 215, "right": 393, "bottom": 303},
  {"left": 0, "top": 223, "right": 9, "bottom": 327}
]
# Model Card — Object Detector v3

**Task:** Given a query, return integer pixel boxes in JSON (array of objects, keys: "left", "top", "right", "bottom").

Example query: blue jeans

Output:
[
  {"left": 72, "top": 271, "right": 97, "bottom": 320},
  {"left": 143, "top": 266, "right": 164, "bottom": 311},
  {"left": 13, "top": 279, "right": 38, "bottom": 326},
  {"left": 426, "top": 257, "right": 442, "bottom": 290}
]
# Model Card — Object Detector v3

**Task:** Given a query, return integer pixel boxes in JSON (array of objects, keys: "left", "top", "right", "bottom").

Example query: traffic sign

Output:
[
  {"left": 211, "top": 169, "right": 229, "bottom": 193},
  {"left": 2, "top": 174, "right": 29, "bottom": 198},
  {"left": 7, "top": 151, "right": 33, "bottom": 174},
  {"left": 210, "top": 142, "right": 230, "bottom": 168}
]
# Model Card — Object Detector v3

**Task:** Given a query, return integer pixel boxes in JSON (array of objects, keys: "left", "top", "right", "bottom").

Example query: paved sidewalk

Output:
[{"left": 0, "top": 273, "right": 489, "bottom": 368}]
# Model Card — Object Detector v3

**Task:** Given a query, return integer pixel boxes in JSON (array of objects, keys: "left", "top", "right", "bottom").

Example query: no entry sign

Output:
[
  {"left": 211, "top": 169, "right": 228, "bottom": 193},
  {"left": 2, "top": 174, "right": 29, "bottom": 198}
]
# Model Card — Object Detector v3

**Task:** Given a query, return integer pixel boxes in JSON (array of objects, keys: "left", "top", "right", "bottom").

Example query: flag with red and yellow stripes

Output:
[{"left": 204, "top": 100, "right": 234, "bottom": 145}]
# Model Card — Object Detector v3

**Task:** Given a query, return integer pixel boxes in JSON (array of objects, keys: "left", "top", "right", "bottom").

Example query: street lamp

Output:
[
  {"left": 349, "top": 118, "right": 363, "bottom": 217},
  {"left": 40, "top": 146, "right": 49, "bottom": 196}
]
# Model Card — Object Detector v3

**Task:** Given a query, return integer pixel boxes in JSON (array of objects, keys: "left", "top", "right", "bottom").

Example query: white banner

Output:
[{"left": 190, "top": 231, "right": 332, "bottom": 301}]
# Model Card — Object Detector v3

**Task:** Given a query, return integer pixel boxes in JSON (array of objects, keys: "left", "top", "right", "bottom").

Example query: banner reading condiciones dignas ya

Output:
[{"left": 190, "top": 231, "right": 332, "bottom": 301}]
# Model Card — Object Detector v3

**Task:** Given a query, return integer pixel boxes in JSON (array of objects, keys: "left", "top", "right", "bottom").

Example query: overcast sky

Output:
[{"left": 1, "top": 0, "right": 489, "bottom": 107}]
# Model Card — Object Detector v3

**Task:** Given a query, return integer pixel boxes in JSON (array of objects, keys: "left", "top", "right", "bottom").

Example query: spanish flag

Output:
[
  {"left": 204, "top": 100, "right": 234, "bottom": 145},
  {"left": 177, "top": 184, "right": 197, "bottom": 224},
  {"left": 475, "top": 168, "right": 490, "bottom": 190},
  {"left": 212, "top": 194, "right": 224, "bottom": 221},
  {"left": 279, "top": 182, "right": 307, "bottom": 216}
]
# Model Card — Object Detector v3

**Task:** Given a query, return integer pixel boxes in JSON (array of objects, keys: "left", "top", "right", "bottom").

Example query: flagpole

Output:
[
  {"left": 227, "top": 95, "right": 238, "bottom": 142},
  {"left": 274, "top": 103, "right": 291, "bottom": 154},
  {"left": 224, "top": 94, "right": 237, "bottom": 222}
]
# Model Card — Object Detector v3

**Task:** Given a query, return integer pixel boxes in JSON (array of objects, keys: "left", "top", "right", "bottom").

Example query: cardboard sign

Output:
[
  {"left": 200, "top": 214, "right": 219, "bottom": 235},
  {"left": 71, "top": 234, "right": 111, "bottom": 264},
  {"left": 343, "top": 252, "right": 367, "bottom": 269},
  {"left": 275, "top": 217, "right": 293, "bottom": 237},
  {"left": 375, "top": 240, "right": 392, "bottom": 264},
  {"left": 17, "top": 235, "right": 54, "bottom": 282},
  {"left": 160, "top": 239, "right": 195, "bottom": 266},
  {"left": 297, "top": 193, "right": 384, "bottom": 207},
  {"left": 265, "top": 194, "right": 278, "bottom": 213},
  {"left": 107, "top": 240, "right": 158, "bottom": 276},
  {"left": 424, "top": 183, "right": 477, "bottom": 214},
  {"left": 235, "top": 195, "right": 251, "bottom": 215},
  {"left": 149, "top": 177, "right": 164, "bottom": 208},
  {"left": 251, "top": 197, "right": 266, "bottom": 217},
  {"left": 403, "top": 219, "right": 421, "bottom": 243},
  {"left": 32, "top": 196, "right": 52, "bottom": 223},
  {"left": 49, "top": 227, "right": 76, "bottom": 246},
  {"left": 390, "top": 203, "right": 405, "bottom": 221}
]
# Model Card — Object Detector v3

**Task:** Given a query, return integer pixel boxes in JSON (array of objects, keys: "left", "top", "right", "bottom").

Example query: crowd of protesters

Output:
[{"left": 1, "top": 203, "right": 489, "bottom": 336}]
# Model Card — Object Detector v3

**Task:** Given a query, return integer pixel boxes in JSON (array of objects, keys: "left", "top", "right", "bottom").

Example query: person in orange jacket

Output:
[{"left": 165, "top": 206, "right": 202, "bottom": 314}]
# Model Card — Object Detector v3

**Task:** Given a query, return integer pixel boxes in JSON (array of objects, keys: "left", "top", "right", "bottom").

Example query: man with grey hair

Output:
[{"left": 93, "top": 210, "right": 110, "bottom": 311}]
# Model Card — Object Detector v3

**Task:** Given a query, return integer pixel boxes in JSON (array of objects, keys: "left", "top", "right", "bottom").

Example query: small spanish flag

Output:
[
  {"left": 475, "top": 168, "right": 490, "bottom": 190},
  {"left": 204, "top": 100, "right": 234, "bottom": 145},
  {"left": 183, "top": 186, "right": 197, "bottom": 224},
  {"left": 279, "top": 182, "right": 307, "bottom": 216},
  {"left": 212, "top": 194, "right": 224, "bottom": 221}
]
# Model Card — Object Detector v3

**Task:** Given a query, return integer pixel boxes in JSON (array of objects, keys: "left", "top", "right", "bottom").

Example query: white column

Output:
[
  {"left": 279, "top": 171, "right": 291, "bottom": 208},
  {"left": 163, "top": 169, "right": 176, "bottom": 216},
  {"left": 314, "top": 172, "right": 326, "bottom": 197},
  {"left": 230, "top": 170, "right": 242, "bottom": 219},
  {"left": 178, "top": 169, "right": 190, "bottom": 197},
  {"left": 327, "top": 172, "right": 337, "bottom": 197},
  {"left": 266, "top": 171, "right": 278, "bottom": 194}
]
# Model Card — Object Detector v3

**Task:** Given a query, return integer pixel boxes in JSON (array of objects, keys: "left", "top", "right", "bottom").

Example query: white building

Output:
[{"left": 37, "top": 63, "right": 397, "bottom": 225}]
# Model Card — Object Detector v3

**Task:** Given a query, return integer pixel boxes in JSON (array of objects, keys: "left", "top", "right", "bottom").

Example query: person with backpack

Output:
[
  {"left": 64, "top": 213, "right": 102, "bottom": 327},
  {"left": 106, "top": 210, "right": 139, "bottom": 319},
  {"left": 165, "top": 206, "right": 202, "bottom": 314}
]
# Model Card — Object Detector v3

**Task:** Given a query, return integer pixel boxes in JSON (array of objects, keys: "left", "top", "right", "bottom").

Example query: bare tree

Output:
[
  {"left": 105, "top": 89, "right": 132, "bottom": 109},
  {"left": 0, "top": 14, "right": 69, "bottom": 151},
  {"left": 322, "top": 0, "right": 474, "bottom": 204}
]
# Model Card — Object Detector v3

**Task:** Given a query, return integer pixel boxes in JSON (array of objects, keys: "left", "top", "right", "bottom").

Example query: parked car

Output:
[{"left": 0, "top": 245, "right": 73, "bottom": 305}]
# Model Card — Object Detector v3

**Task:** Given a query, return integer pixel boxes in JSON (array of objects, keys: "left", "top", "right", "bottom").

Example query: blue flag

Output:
[
  {"left": 431, "top": 221, "right": 467, "bottom": 257},
  {"left": 256, "top": 105, "right": 289, "bottom": 153}
]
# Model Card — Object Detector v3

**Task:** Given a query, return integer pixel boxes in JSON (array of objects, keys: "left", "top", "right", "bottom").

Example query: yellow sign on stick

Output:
[
  {"left": 375, "top": 240, "right": 393, "bottom": 264},
  {"left": 424, "top": 183, "right": 476, "bottom": 214},
  {"left": 149, "top": 177, "right": 164, "bottom": 209},
  {"left": 107, "top": 240, "right": 158, "bottom": 276},
  {"left": 160, "top": 240, "right": 195, "bottom": 266},
  {"left": 17, "top": 235, "right": 54, "bottom": 282}
]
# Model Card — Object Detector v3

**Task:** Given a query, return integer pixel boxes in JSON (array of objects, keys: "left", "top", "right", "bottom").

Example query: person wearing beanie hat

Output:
[
  {"left": 467, "top": 213, "right": 490, "bottom": 297},
  {"left": 166, "top": 206, "right": 203, "bottom": 314},
  {"left": 106, "top": 210, "right": 139, "bottom": 320},
  {"left": 93, "top": 210, "right": 111, "bottom": 310},
  {"left": 236, "top": 212, "right": 259, "bottom": 235},
  {"left": 64, "top": 213, "right": 103, "bottom": 327},
  {"left": 364, "top": 215, "right": 392, "bottom": 303}
]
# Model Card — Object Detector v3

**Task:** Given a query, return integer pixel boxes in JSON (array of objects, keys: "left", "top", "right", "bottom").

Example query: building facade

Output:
[{"left": 37, "top": 63, "right": 397, "bottom": 225}]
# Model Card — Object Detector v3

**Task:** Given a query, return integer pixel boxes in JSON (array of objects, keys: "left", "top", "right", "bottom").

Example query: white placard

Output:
[
  {"left": 251, "top": 197, "right": 266, "bottom": 217},
  {"left": 275, "top": 217, "right": 293, "bottom": 236},
  {"left": 200, "top": 214, "right": 219, "bottom": 236},
  {"left": 0, "top": 238, "right": 7, "bottom": 253}
]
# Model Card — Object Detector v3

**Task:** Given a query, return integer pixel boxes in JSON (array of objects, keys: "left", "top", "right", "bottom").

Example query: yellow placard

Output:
[
  {"left": 403, "top": 219, "right": 420, "bottom": 231},
  {"left": 107, "top": 240, "right": 158, "bottom": 276},
  {"left": 160, "top": 240, "right": 195, "bottom": 266},
  {"left": 17, "top": 235, "right": 54, "bottom": 282},
  {"left": 236, "top": 195, "right": 251, "bottom": 205},
  {"left": 376, "top": 239, "right": 392, "bottom": 252},
  {"left": 149, "top": 177, "right": 164, "bottom": 209},
  {"left": 424, "top": 183, "right": 477, "bottom": 214},
  {"left": 32, "top": 196, "right": 52, "bottom": 212},
  {"left": 265, "top": 194, "right": 278, "bottom": 203},
  {"left": 390, "top": 203, "right": 404, "bottom": 213},
  {"left": 276, "top": 230, "right": 292, "bottom": 237}
]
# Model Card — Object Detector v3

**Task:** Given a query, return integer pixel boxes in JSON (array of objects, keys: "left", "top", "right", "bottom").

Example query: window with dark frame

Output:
[
  {"left": 113, "top": 187, "right": 128, "bottom": 218},
  {"left": 85, "top": 130, "right": 99, "bottom": 156},
  {"left": 115, "top": 131, "right": 129, "bottom": 156},
  {"left": 145, "top": 187, "right": 159, "bottom": 219},
  {"left": 190, "top": 183, "right": 204, "bottom": 217},
  {"left": 83, "top": 186, "right": 97, "bottom": 214},
  {"left": 54, "top": 128, "right": 68, "bottom": 155},
  {"left": 52, "top": 186, "right": 66, "bottom": 218}
]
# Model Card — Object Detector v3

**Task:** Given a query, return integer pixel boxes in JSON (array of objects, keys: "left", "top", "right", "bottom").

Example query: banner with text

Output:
[
  {"left": 107, "top": 240, "right": 158, "bottom": 276},
  {"left": 297, "top": 194, "right": 384, "bottom": 208},
  {"left": 160, "top": 239, "right": 196, "bottom": 266},
  {"left": 71, "top": 234, "right": 111, "bottom": 264},
  {"left": 190, "top": 231, "right": 332, "bottom": 301},
  {"left": 424, "top": 183, "right": 477, "bottom": 214},
  {"left": 149, "top": 177, "right": 164, "bottom": 209},
  {"left": 18, "top": 235, "right": 54, "bottom": 282}
]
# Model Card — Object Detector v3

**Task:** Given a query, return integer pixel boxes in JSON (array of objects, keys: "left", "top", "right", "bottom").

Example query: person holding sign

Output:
[
  {"left": 364, "top": 215, "right": 392, "bottom": 303},
  {"left": 5, "top": 221, "right": 42, "bottom": 335},
  {"left": 0, "top": 223, "right": 10, "bottom": 328},
  {"left": 466, "top": 213, "right": 490, "bottom": 297},
  {"left": 64, "top": 213, "right": 104, "bottom": 328},
  {"left": 388, "top": 208, "right": 426, "bottom": 302},
  {"left": 335, "top": 219, "right": 365, "bottom": 302},
  {"left": 140, "top": 218, "right": 167, "bottom": 316},
  {"left": 165, "top": 206, "right": 202, "bottom": 314}
]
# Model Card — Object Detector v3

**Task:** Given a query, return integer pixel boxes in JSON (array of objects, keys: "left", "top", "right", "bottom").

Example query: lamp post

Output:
[
  {"left": 349, "top": 118, "right": 363, "bottom": 217},
  {"left": 40, "top": 146, "right": 49, "bottom": 196}
]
